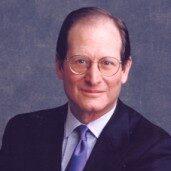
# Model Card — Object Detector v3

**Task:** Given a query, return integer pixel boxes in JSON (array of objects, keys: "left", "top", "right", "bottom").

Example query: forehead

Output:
[{"left": 67, "top": 18, "right": 122, "bottom": 58}]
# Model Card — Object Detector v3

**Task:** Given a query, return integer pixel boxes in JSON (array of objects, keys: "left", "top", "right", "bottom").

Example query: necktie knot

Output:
[{"left": 76, "top": 125, "right": 88, "bottom": 141}]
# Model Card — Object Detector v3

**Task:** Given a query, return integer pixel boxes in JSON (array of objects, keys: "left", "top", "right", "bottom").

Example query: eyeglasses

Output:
[{"left": 66, "top": 55, "right": 122, "bottom": 77}]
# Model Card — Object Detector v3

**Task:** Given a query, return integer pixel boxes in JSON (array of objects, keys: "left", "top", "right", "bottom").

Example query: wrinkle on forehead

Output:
[
  {"left": 67, "top": 18, "right": 122, "bottom": 59},
  {"left": 68, "top": 16, "right": 121, "bottom": 41}
]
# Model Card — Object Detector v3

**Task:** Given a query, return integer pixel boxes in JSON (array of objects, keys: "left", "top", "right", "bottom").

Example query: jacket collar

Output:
[
  {"left": 37, "top": 103, "right": 68, "bottom": 171},
  {"left": 84, "top": 99, "right": 130, "bottom": 171},
  {"left": 52, "top": 100, "right": 130, "bottom": 171}
]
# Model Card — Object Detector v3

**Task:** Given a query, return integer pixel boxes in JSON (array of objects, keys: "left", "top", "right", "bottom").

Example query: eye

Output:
[
  {"left": 102, "top": 60, "right": 114, "bottom": 66},
  {"left": 77, "top": 59, "right": 86, "bottom": 64},
  {"left": 75, "top": 59, "right": 87, "bottom": 65}
]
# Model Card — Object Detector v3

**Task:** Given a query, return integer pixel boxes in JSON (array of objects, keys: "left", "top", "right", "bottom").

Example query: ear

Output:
[
  {"left": 56, "top": 60, "right": 64, "bottom": 80},
  {"left": 121, "top": 57, "right": 132, "bottom": 84}
]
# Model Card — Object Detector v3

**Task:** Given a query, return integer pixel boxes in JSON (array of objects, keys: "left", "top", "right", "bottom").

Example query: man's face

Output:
[{"left": 57, "top": 19, "right": 131, "bottom": 118}]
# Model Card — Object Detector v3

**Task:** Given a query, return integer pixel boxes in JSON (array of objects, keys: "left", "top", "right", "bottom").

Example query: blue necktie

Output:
[{"left": 66, "top": 125, "right": 89, "bottom": 171}]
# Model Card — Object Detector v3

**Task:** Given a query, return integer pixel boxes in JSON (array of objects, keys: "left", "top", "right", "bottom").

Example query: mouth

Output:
[{"left": 81, "top": 89, "right": 105, "bottom": 95}]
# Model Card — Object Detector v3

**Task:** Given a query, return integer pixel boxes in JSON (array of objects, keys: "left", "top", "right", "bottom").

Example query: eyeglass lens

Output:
[{"left": 69, "top": 56, "right": 121, "bottom": 76}]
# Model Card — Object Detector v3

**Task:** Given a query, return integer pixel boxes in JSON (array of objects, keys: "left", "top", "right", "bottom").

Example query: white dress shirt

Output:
[{"left": 61, "top": 104, "right": 116, "bottom": 171}]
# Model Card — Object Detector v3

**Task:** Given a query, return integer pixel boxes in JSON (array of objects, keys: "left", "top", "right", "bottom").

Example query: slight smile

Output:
[{"left": 81, "top": 89, "right": 106, "bottom": 97}]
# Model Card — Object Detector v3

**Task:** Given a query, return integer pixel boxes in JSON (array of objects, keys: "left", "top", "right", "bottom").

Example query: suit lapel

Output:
[
  {"left": 35, "top": 104, "right": 68, "bottom": 171},
  {"left": 38, "top": 100, "right": 130, "bottom": 171},
  {"left": 84, "top": 100, "right": 130, "bottom": 171}
]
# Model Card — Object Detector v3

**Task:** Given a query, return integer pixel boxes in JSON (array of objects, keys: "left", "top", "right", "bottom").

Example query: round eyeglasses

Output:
[{"left": 66, "top": 55, "right": 122, "bottom": 77}]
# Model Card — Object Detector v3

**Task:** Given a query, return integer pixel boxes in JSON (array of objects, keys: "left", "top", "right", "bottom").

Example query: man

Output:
[{"left": 0, "top": 7, "right": 170, "bottom": 171}]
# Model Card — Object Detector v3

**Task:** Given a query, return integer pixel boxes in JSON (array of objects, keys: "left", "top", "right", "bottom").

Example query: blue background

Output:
[{"left": 0, "top": 0, "right": 171, "bottom": 146}]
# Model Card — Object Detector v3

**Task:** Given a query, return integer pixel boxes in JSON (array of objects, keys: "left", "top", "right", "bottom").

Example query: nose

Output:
[{"left": 84, "top": 63, "right": 102, "bottom": 86}]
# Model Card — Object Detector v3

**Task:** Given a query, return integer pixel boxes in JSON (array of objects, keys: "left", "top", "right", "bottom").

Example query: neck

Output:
[{"left": 68, "top": 102, "right": 116, "bottom": 124}]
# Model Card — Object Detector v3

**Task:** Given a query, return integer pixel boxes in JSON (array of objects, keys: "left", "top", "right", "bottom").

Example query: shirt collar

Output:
[
  {"left": 87, "top": 106, "right": 116, "bottom": 138},
  {"left": 64, "top": 106, "right": 82, "bottom": 138},
  {"left": 64, "top": 103, "right": 116, "bottom": 139}
]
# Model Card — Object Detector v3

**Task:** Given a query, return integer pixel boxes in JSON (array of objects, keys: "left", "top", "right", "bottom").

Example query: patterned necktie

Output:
[{"left": 66, "top": 125, "right": 89, "bottom": 171}]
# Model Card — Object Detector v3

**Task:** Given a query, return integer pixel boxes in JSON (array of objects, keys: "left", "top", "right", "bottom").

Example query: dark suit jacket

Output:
[{"left": 0, "top": 100, "right": 171, "bottom": 171}]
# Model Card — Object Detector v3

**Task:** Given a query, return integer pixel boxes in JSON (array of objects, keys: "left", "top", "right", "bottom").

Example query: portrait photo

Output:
[{"left": 0, "top": 0, "right": 170, "bottom": 171}]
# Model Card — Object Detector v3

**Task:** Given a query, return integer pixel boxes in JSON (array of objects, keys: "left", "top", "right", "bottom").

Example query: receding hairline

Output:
[
  {"left": 56, "top": 7, "right": 131, "bottom": 65},
  {"left": 67, "top": 12, "right": 122, "bottom": 34},
  {"left": 67, "top": 15, "right": 123, "bottom": 55}
]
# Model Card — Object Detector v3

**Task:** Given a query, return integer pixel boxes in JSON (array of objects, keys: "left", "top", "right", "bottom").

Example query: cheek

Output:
[
  {"left": 63, "top": 73, "right": 83, "bottom": 95},
  {"left": 106, "top": 76, "right": 122, "bottom": 96},
  {"left": 63, "top": 76, "right": 76, "bottom": 91}
]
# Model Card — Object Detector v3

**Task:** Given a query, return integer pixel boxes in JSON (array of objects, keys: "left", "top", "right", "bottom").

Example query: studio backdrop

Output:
[{"left": 0, "top": 0, "right": 170, "bottom": 147}]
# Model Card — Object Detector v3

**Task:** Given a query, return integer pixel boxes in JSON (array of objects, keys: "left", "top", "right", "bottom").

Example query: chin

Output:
[{"left": 79, "top": 101, "right": 106, "bottom": 113}]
